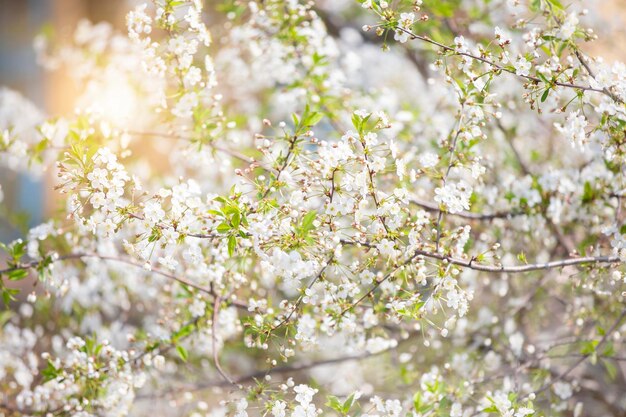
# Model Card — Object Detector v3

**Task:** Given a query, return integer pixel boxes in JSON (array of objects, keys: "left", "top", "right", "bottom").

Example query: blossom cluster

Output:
[{"left": 1, "top": 1, "right": 626, "bottom": 417}]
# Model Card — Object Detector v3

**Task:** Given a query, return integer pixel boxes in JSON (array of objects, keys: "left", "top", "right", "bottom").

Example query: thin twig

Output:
[
  {"left": 339, "top": 239, "right": 620, "bottom": 273},
  {"left": 211, "top": 296, "right": 240, "bottom": 387},
  {"left": 0, "top": 253, "right": 248, "bottom": 309},
  {"left": 410, "top": 198, "right": 523, "bottom": 220},
  {"left": 530, "top": 308, "right": 626, "bottom": 397},
  {"left": 397, "top": 27, "right": 612, "bottom": 98}
]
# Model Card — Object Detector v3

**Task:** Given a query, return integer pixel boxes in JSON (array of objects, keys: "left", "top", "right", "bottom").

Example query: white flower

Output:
[
  {"left": 450, "top": 402, "right": 462, "bottom": 417},
  {"left": 383, "top": 399, "right": 403, "bottom": 417},
  {"left": 454, "top": 36, "right": 468, "bottom": 53},
  {"left": 28, "top": 222, "right": 54, "bottom": 241},
  {"left": 354, "top": 109, "right": 370, "bottom": 118},
  {"left": 292, "top": 403, "right": 316, "bottom": 417},
  {"left": 234, "top": 398, "right": 248, "bottom": 417},
  {"left": 434, "top": 181, "right": 472, "bottom": 214},
  {"left": 172, "top": 92, "right": 198, "bottom": 118},
  {"left": 394, "top": 13, "right": 414, "bottom": 43},
  {"left": 153, "top": 355, "right": 165, "bottom": 370},
  {"left": 394, "top": 29, "right": 410, "bottom": 43},
  {"left": 144, "top": 200, "right": 165, "bottom": 224},
  {"left": 368, "top": 155, "right": 386, "bottom": 172},
  {"left": 127, "top": 4, "right": 152, "bottom": 40},
  {"left": 183, "top": 66, "right": 202, "bottom": 87},
  {"left": 398, "top": 12, "right": 415, "bottom": 29},
  {"left": 377, "top": 238, "right": 399, "bottom": 259},
  {"left": 364, "top": 132, "right": 379, "bottom": 147},
  {"left": 189, "top": 299, "right": 206, "bottom": 318},
  {"left": 514, "top": 56, "right": 531, "bottom": 77},
  {"left": 91, "top": 191, "right": 106, "bottom": 209},
  {"left": 553, "top": 381, "right": 573, "bottom": 400},
  {"left": 495, "top": 26, "right": 511, "bottom": 46},
  {"left": 555, "top": 110, "right": 588, "bottom": 149},
  {"left": 493, "top": 392, "right": 512, "bottom": 413},
  {"left": 271, "top": 401, "right": 286, "bottom": 417},
  {"left": 365, "top": 337, "right": 397, "bottom": 354},
  {"left": 157, "top": 255, "right": 178, "bottom": 271},
  {"left": 396, "top": 157, "right": 407, "bottom": 179},
  {"left": 419, "top": 152, "right": 439, "bottom": 168},
  {"left": 515, "top": 407, "right": 535, "bottom": 417},
  {"left": 294, "top": 384, "right": 317, "bottom": 405},
  {"left": 295, "top": 314, "right": 317, "bottom": 347},
  {"left": 558, "top": 13, "right": 579, "bottom": 40}
]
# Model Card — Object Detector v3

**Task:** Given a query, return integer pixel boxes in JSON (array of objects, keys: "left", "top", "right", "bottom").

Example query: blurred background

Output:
[{"left": 0, "top": 0, "right": 134, "bottom": 242}]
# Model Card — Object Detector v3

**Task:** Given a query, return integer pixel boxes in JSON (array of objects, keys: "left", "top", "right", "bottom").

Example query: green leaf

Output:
[
  {"left": 299, "top": 211, "right": 317, "bottom": 235},
  {"left": 176, "top": 345, "right": 188, "bottom": 362},
  {"left": 172, "top": 322, "right": 196, "bottom": 342},
  {"left": 222, "top": 203, "right": 238, "bottom": 216},
  {"left": 8, "top": 269, "right": 28, "bottom": 281},
  {"left": 307, "top": 112, "right": 323, "bottom": 127},
  {"left": 602, "top": 358, "right": 617, "bottom": 380},
  {"left": 580, "top": 340, "right": 598, "bottom": 355},
  {"left": 325, "top": 396, "right": 343, "bottom": 413},
  {"left": 413, "top": 392, "right": 433, "bottom": 414},
  {"left": 537, "top": 72, "right": 550, "bottom": 84},
  {"left": 540, "top": 88, "right": 550, "bottom": 102},
  {"left": 546, "top": 0, "right": 564, "bottom": 10},
  {"left": 530, "top": 0, "right": 541, "bottom": 12},
  {"left": 216, "top": 222, "right": 231, "bottom": 233},
  {"left": 228, "top": 235, "right": 236, "bottom": 257},
  {"left": 351, "top": 113, "right": 362, "bottom": 133},
  {"left": 342, "top": 393, "right": 356, "bottom": 414},
  {"left": 0, "top": 310, "right": 13, "bottom": 327},
  {"left": 231, "top": 212, "right": 241, "bottom": 228},
  {"left": 582, "top": 181, "right": 594, "bottom": 204},
  {"left": 10, "top": 240, "right": 26, "bottom": 261},
  {"left": 42, "top": 360, "right": 59, "bottom": 382},
  {"left": 2, "top": 288, "right": 19, "bottom": 306},
  {"left": 603, "top": 341, "right": 615, "bottom": 357}
]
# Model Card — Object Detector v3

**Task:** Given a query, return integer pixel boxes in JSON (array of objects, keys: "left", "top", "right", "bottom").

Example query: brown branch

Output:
[
  {"left": 397, "top": 27, "right": 612, "bottom": 98},
  {"left": 414, "top": 249, "right": 619, "bottom": 273},
  {"left": 211, "top": 296, "right": 240, "bottom": 387},
  {"left": 531, "top": 308, "right": 626, "bottom": 397},
  {"left": 127, "top": 212, "right": 219, "bottom": 239},
  {"left": 0, "top": 253, "right": 248, "bottom": 309},
  {"left": 495, "top": 119, "right": 576, "bottom": 254},
  {"left": 340, "top": 239, "right": 620, "bottom": 273},
  {"left": 410, "top": 198, "right": 523, "bottom": 220},
  {"left": 137, "top": 330, "right": 416, "bottom": 400},
  {"left": 435, "top": 115, "right": 464, "bottom": 251},
  {"left": 126, "top": 130, "right": 263, "bottom": 166},
  {"left": 269, "top": 256, "right": 333, "bottom": 333}
]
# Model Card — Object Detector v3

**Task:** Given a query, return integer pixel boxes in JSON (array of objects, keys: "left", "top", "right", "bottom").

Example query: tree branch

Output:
[{"left": 0, "top": 253, "right": 248, "bottom": 309}]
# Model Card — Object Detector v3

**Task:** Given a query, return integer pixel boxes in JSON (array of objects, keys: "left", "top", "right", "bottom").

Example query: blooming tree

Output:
[{"left": 1, "top": 0, "right": 626, "bottom": 416}]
